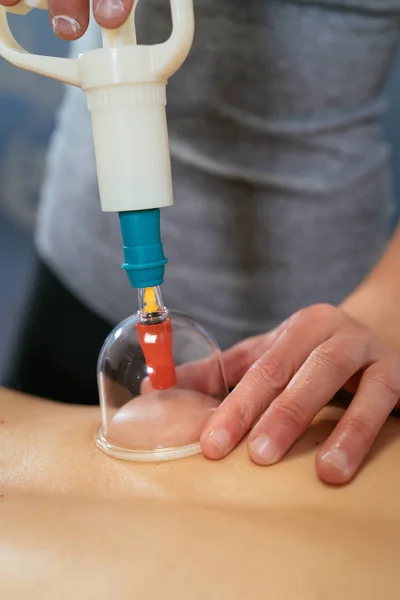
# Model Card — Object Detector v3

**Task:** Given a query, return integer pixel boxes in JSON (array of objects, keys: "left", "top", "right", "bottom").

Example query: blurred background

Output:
[
  {"left": 0, "top": 11, "right": 69, "bottom": 381},
  {"left": 0, "top": 12, "right": 400, "bottom": 382}
]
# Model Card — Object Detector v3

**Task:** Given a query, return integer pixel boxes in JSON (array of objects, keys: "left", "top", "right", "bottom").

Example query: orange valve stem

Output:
[{"left": 136, "top": 318, "right": 177, "bottom": 390}]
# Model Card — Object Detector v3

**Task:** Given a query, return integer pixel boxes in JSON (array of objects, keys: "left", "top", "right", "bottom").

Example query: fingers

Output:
[
  {"left": 201, "top": 304, "right": 344, "bottom": 459},
  {"left": 176, "top": 355, "right": 227, "bottom": 397},
  {"left": 42, "top": 0, "right": 135, "bottom": 40},
  {"left": 221, "top": 324, "right": 288, "bottom": 389},
  {"left": 0, "top": 1, "right": 21, "bottom": 7},
  {"left": 48, "top": 0, "right": 89, "bottom": 39},
  {"left": 93, "top": 0, "right": 134, "bottom": 29},
  {"left": 316, "top": 357, "right": 400, "bottom": 484},
  {"left": 247, "top": 325, "right": 379, "bottom": 466}
]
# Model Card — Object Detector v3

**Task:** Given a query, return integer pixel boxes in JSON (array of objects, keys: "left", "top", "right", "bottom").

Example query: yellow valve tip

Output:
[{"left": 144, "top": 287, "right": 159, "bottom": 313}]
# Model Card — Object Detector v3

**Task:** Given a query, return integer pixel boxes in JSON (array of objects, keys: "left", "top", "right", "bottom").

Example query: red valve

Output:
[{"left": 136, "top": 318, "right": 177, "bottom": 390}]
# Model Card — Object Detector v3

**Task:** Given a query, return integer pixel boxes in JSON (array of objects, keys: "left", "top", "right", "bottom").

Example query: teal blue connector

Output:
[{"left": 119, "top": 209, "right": 168, "bottom": 289}]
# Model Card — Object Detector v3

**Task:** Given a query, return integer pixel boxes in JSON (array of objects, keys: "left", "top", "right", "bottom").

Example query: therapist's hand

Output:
[
  {"left": 0, "top": 0, "right": 134, "bottom": 39},
  {"left": 201, "top": 303, "right": 400, "bottom": 485}
]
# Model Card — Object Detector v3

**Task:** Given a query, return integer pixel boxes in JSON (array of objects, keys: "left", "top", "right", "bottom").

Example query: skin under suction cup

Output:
[{"left": 95, "top": 309, "right": 228, "bottom": 462}]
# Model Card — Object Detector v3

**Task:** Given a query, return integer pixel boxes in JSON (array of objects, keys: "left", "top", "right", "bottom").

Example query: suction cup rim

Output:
[{"left": 95, "top": 426, "right": 202, "bottom": 462}]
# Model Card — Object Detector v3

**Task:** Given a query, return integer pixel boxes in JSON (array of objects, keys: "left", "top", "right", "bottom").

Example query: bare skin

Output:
[
  {"left": 1, "top": 388, "right": 400, "bottom": 599},
  {"left": 107, "top": 388, "right": 219, "bottom": 449}
]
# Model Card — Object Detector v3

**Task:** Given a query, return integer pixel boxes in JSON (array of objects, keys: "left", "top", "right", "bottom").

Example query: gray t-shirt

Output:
[{"left": 36, "top": 0, "right": 400, "bottom": 350}]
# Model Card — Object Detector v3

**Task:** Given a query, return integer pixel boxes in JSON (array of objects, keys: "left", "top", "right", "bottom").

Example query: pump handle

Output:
[{"left": 0, "top": 0, "right": 194, "bottom": 85}]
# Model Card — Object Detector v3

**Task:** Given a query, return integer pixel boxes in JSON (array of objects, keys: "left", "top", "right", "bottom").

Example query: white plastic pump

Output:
[{"left": 0, "top": 0, "right": 194, "bottom": 212}]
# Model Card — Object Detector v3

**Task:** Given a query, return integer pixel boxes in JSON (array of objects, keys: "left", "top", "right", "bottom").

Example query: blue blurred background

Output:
[
  {"left": 0, "top": 11, "right": 68, "bottom": 379},
  {"left": 0, "top": 11, "right": 400, "bottom": 381}
]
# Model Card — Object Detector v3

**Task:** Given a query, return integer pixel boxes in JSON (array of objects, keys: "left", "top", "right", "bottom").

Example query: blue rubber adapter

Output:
[{"left": 119, "top": 209, "right": 168, "bottom": 289}]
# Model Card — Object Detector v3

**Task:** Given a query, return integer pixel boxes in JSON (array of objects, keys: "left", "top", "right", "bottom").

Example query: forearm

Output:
[{"left": 341, "top": 222, "right": 400, "bottom": 353}]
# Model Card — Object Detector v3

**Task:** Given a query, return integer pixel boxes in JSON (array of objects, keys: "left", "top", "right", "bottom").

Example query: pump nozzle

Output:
[
  {"left": 136, "top": 285, "right": 177, "bottom": 390},
  {"left": 138, "top": 285, "right": 164, "bottom": 316},
  {"left": 143, "top": 287, "right": 160, "bottom": 313}
]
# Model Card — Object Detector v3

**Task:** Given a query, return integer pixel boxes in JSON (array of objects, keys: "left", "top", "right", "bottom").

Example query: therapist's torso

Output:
[{"left": 36, "top": 0, "right": 400, "bottom": 349}]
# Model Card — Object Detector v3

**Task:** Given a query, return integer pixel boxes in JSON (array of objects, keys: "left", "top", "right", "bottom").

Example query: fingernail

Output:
[
  {"left": 52, "top": 15, "right": 81, "bottom": 36},
  {"left": 96, "top": 0, "right": 125, "bottom": 19},
  {"left": 250, "top": 435, "right": 278, "bottom": 464},
  {"left": 320, "top": 448, "right": 350, "bottom": 475},
  {"left": 207, "top": 429, "right": 231, "bottom": 456}
]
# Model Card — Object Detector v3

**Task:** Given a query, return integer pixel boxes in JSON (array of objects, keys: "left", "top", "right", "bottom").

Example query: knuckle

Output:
[
  {"left": 301, "top": 303, "right": 339, "bottom": 325},
  {"left": 367, "top": 364, "right": 400, "bottom": 401},
  {"left": 349, "top": 323, "right": 374, "bottom": 348},
  {"left": 250, "top": 353, "right": 289, "bottom": 392},
  {"left": 311, "top": 339, "right": 358, "bottom": 376},
  {"left": 230, "top": 399, "right": 256, "bottom": 431},
  {"left": 345, "top": 414, "right": 376, "bottom": 447},
  {"left": 247, "top": 334, "right": 271, "bottom": 363},
  {"left": 272, "top": 397, "right": 308, "bottom": 430},
  {"left": 287, "top": 303, "right": 342, "bottom": 336}
]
